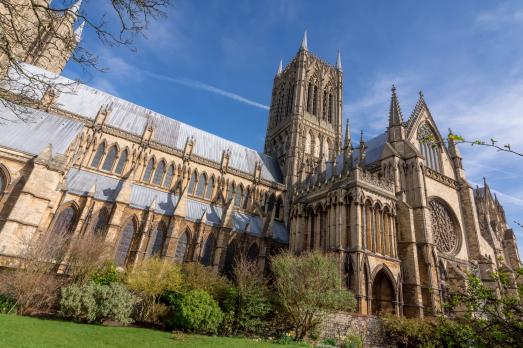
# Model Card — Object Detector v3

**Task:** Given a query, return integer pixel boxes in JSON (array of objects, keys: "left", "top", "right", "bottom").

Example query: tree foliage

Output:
[{"left": 271, "top": 251, "right": 356, "bottom": 340}]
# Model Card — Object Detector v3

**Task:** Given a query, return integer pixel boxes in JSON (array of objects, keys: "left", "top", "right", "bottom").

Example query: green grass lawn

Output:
[{"left": 0, "top": 314, "right": 305, "bottom": 348}]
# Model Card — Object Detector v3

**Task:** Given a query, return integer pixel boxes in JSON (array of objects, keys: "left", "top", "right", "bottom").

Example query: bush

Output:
[
  {"left": 180, "top": 262, "right": 230, "bottom": 301},
  {"left": 220, "top": 256, "right": 272, "bottom": 336},
  {"left": 126, "top": 258, "right": 182, "bottom": 323},
  {"left": 91, "top": 262, "right": 120, "bottom": 285},
  {"left": 60, "top": 281, "right": 135, "bottom": 325},
  {"left": 166, "top": 289, "right": 223, "bottom": 334},
  {"left": 382, "top": 315, "right": 435, "bottom": 348},
  {"left": 0, "top": 293, "right": 17, "bottom": 314},
  {"left": 271, "top": 251, "right": 356, "bottom": 340},
  {"left": 341, "top": 331, "right": 363, "bottom": 348}
]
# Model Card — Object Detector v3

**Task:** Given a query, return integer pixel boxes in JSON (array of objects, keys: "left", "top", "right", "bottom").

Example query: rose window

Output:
[{"left": 429, "top": 200, "right": 459, "bottom": 253}]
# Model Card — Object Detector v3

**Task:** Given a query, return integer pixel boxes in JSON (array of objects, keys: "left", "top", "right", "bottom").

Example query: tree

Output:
[
  {"left": 445, "top": 267, "right": 523, "bottom": 347},
  {"left": 0, "top": 0, "right": 170, "bottom": 119},
  {"left": 221, "top": 255, "right": 272, "bottom": 336},
  {"left": 271, "top": 251, "right": 356, "bottom": 340}
]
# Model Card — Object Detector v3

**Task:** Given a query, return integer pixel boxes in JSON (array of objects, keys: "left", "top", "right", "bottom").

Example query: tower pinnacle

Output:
[
  {"left": 300, "top": 30, "right": 308, "bottom": 51},
  {"left": 336, "top": 50, "right": 342, "bottom": 71},
  {"left": 276, "top": 59, "right": 283, "bottom": 76},
  {"left": 74, "top": 21, "right": 85, "bottom": 43}
]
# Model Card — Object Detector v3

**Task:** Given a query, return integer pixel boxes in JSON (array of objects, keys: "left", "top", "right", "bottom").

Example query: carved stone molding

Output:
[{"left": 424, "top": 167, "right": 457, "bottom": 189}]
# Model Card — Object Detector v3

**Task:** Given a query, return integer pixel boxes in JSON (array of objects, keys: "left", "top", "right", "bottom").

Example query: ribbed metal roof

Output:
[
  {"left": 273, "top": 221, "right": 289, "bottom": 243},
  {"left": 0, "top": 104, "right": 84, "bottom": 156},
  {"left": 130, "top": 184, "right": 179, "bottom": 215},
  {"left": 232, "top": 212, "right": 263, "bottom": 236},
  {"left": 186, "top": 199, "right": 223, "bottom": 225},
  {"left": 67, "top": 168, "right": 121, "bottom": 202},
  {"left": 2, "top": 63, "right": 284, "bottom": 184}
]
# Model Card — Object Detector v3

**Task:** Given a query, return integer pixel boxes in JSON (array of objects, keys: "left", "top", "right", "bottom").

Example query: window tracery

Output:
[
  {"left": 429, "top": 200, "right": 459, "bottom": 254},
  {"left": 91, "top": 142, "right": 105, "bottom": 168},
  {"left": 417, "top": 123, "right": 441, "bottom": 172},
  {"left": 114, "top": 149, "right": 128, "bottom": 175}
]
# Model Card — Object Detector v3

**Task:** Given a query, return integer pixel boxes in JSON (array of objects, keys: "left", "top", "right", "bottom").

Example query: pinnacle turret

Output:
[
  {"left": 74, "top": 21, "right": 85, "bottom": 43},
  {"left": 336, "top": 50, "right": 342, "bottom": 71},
  {"left": 300, "top": 30, "right": 308, "bottom": 51},
  {"left": 389, "top": 85, "right": 404, "bottom": 126},
  {"left": 276, "top": 59, "right": 283, "bottom": 76}
]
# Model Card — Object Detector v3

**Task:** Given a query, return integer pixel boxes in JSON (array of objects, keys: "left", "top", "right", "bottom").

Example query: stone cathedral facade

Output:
[{"left": 0, "top": 1, "right": 520, "bottom": 318}]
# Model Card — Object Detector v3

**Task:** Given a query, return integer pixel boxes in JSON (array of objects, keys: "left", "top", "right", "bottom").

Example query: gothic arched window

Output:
[
  {"left": 174, "top": 231, "right": 189, "bottom": 263},
  {"left": 115, "top": 218, "right": 137, "bottom": 267},
  {"left": 304, "top": 132, "right": 312, "bottom": 154},
  {"left": 223, "top": 240, "right": 238, "bottom": 279},
  {"left": 200, "top": 234, "right": 215, "bottom": 266},
  {"left": 205, "top": 176, "right": 214, "bottom": 200},
  {"left": 149, "top": 221, "right": 167, "bottom": 257},
  {"left": 163, "top": 164, "right": 175, "bottom": 188},
  {"left": 313, "top": 86, "right": 318, "bottom": 115},
  {"left": 247, "top": 243, "right": 259, "bottom": 263},
  {"left": 307, "top": 82, "right": 313, "bottom": 113},
  {"left": 314, "top": 135, "right": 320, "bottom": 157},
  {"left": 417, "top": 123, "right": 441, "bottom": 172},
  {"left": 143, "top": 159, "right": 154, "bottom": 182},
  {"left": 242, "top": 188, "right": 249, "bottom": 209},
  {"left": 91, "top": 142, "right": 105, "bottom": 168},
  {"left": 51, "top": 205, "right": 77, "bottom": 237},
  {"left": 187, "top": 172, "right": 197, "bottom": 195},
  {"left": 328, "top": 94, "right": 333, "bottom": 123},
  {"left": 275, "top": 197, "right": 283, "bottom": 220},
  {"left": 234, "top": 186, "right": 243, "bottom": 207},
  {"left": 114, "top": 149, "right": 128, "bottom": 175},
  {"left": 102, "top": 145, "right": 118, "bottom": 171},
  {"left": 226, "top": 182, "right": 234, "bottom": 202},
  {"left": 322, "top": 90, "right": 327, "bottom": 120},
  {"left": 152, "top": 160, "right": 166, "bottom": 185},
  {"left": 195, "top": 173, "right": 206, "bottom": 197},
  {"left": 90, "top": 208, "right": 109, "bottom": 237}
]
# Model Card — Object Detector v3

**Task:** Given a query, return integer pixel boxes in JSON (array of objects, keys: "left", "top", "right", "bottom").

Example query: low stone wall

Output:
[{"left": 321, "top": 312, "right": 388, "bottom": 347}]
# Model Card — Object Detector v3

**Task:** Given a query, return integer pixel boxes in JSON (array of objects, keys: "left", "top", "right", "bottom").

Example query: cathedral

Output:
[{"left": 0, "top": 1, "right": 520, "bottom": 318}]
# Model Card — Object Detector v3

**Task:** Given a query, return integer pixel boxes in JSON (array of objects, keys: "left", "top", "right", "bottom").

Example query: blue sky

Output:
[{"left": 65, "top": 0, "right": 523, "bottom": 254}]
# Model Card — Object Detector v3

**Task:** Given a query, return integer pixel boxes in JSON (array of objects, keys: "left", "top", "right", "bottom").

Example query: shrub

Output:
[
  {"left": 0, "top": 293, "right": 17, "bottom": 314},
  {"left": 341, "top": 331, "right": 363, "bottom": 348},
  {"left": 321, "top": 337, "right": 337, "bottom": 346},
  {"left": 382, "top": 315, "right": 435, "bottom": 348},
  {"left": 126, "top": 258, "right": 182, "bottom": 322},
  {"left": 180, "top": 262, "right": 230, "bottom": 301},
  {"left": 271, "top": 251, "right": 356, "bottom": 340},
  {"left": 60, "top": 281, "right": 135, "bottom": 325},
  {"left": 91, "top": 261, "right": 120, "bottom": 285},
  {"left": 220, "top": 255, "right": 272, "bottom": 336},
  {"left": 66, "top": 233, "right": 113, "bottom": 285},
  {"left": 167, "top": 289, "right": 223, "bottom": 334}
]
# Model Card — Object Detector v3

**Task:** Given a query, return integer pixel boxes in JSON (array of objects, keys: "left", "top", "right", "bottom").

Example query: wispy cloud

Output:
[{"left": 143, "top": 72, "right": 270, "bottom": 111}]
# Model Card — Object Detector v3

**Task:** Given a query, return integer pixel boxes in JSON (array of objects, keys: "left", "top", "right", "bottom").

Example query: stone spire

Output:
[
  {"left": 276, "top": 59, "right": 283, "bottom": 76},
  {"left": 387, "top": 85, "right": 405, "bottom": 143},
  {"left": 343, "top": 119, "right": 352, "bottom": 172},
  {"left": 74, "top": 21, "right": 85, "bottom": 43},
  {"left": 389, "top": 85, "right": 404, "bottom": 126},
  {"left": 300, "top": 30, "right": 308, "bottom": 51},
  {"left": 358, "top": 131, "right": 367, "bottom": 166},
  {"left": 336, "top": 50, "right": 342, "bottom": 72}
]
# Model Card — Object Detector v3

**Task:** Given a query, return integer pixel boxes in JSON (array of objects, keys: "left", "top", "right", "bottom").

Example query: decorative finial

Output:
[
  {"left": 277, "top": 59, "right": 283, "bottom": 76},
  {"left": 74, "top": 21, "right": 85, "bottom": 42},
  {"left": 419, "top": 90, "right": 424, "bottom": 98},
  {"left": 300, "top": 30, "right": 308, "bottom": 51},
  {"left": 336, "top": 50, "right": 342, "bottom": 71}
]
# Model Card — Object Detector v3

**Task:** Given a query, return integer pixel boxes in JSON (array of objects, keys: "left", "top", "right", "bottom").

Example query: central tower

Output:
[{"left": 264, "top": 32, "right": 343, "bottom": 190}]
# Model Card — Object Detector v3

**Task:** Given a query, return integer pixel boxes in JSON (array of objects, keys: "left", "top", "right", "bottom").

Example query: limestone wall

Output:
[{"left": 321, "top": 312, "right": 387, "bottom": 347}]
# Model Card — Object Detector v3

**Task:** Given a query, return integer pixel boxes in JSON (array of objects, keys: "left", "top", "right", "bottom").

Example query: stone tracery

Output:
[{"left": 429, "top": 200, "right": 459, "bottom": 254}]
